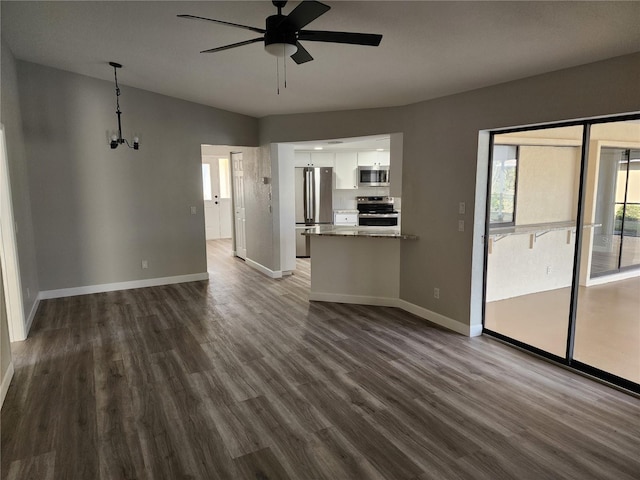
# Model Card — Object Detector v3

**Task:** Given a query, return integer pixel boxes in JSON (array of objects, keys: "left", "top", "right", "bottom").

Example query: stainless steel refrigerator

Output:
[{"left": 295, "top": 167, "right": 333, "bottom": 257}]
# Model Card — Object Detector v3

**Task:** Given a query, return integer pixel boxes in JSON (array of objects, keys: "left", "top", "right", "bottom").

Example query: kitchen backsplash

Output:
[{"left": 333, "top": 187, "right": 401, "bottom": 210}]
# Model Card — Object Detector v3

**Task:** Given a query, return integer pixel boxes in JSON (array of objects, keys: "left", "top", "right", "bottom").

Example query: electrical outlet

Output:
[
  {"left": 434, "top": 287, "right": 440, "bottom": 299},
  {"left": 190, "top": 206, "right": 197, "bottom": 215},
  {"left": 459, "top": 202, "right": 466, "bottom": 215},
  {"left": 546, "top": 265, "right": 552, "bottom": 275},
  {"left": 141, "top": 260, "right": 148, "bottom": 269},
  {"left": 26, "top": 287, "right": 31, "bottom": 299},
  {"left": 458, "top": 220, "right": 465, "bottom": 232}
]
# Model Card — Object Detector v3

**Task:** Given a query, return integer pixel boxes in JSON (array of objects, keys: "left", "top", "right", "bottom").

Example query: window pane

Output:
[
  {"left": 202, "top": 163, "right": 212, "bottom": 201},
  {"left": 621, "top": 150, "right": 640, "bottom": 268},
  {"left": 490, "top": 145, "right": 517, "bottom": 224},
  {"left": 219, "top": 158, "right": 230, "bottom": 199}
]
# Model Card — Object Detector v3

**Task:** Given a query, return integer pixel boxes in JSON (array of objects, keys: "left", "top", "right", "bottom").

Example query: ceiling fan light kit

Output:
[
  {"left": 178, "top": 0, "right": 383, "bottom": 71},
  {"left": 108, "top": 61, "right": 140, "bottom": 150}
]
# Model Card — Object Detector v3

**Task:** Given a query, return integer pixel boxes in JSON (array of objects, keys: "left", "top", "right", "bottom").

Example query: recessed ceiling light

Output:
[
  {"left": 314, "top": 146, "right": 323, "bottom": 150},
  {"left": 376, "top": 148, "right": 384, "bottom": 152}
]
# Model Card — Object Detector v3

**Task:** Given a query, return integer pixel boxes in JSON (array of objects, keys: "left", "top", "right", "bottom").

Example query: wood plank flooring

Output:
[{"left": 2, "top": 239, "right": 640, "bottom": 479}]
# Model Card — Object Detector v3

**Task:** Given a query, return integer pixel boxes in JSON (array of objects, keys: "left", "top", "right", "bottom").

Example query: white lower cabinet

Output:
[{"left": 334, "top": 212, "right": 358, "bottom": 226}]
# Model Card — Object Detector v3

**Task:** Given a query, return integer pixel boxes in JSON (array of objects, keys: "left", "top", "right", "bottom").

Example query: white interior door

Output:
[
  {"left": 202, "top": 156, "right": 233, "bottom": 240},
  {"left": 231, "top": 152, "right": 247, "bottom": 259}
]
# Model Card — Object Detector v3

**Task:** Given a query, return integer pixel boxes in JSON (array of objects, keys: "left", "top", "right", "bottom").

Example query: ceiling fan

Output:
[{"left": 178, "top": 0, "right": 383, "bottom": 65}]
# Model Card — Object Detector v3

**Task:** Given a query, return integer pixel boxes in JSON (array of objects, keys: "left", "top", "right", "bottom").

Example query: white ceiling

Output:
[{"left": 2, "top": 1, "right": 639, "bottom": 118}]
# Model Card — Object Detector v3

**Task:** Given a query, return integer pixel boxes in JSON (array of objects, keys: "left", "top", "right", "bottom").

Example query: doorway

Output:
[
  {"left": 482, "top": 115, "right": 640, "bottom": 393},
  {"left": 201, "top": 155, "right": 232, "bottom": 240}
]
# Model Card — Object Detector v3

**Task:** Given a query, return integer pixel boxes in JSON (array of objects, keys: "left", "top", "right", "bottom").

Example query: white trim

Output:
[
  {"left": 24, "top": 297, "right": 40, "bottom": 337},
  {"left": 245, "top": 258, "right": 282, "bottom": 279},
  {"left": 308, "top": 292, "right": 479, "bottom": 337},
  {"left": 309, "top": 292, "right": 397, "bottom": 307},
  {"left": 39, "top": 272, "right": 210, "bottom": 300},
  {"left": 469, "top": 323, "right": 484, "bottom": 337},
  {"left": 1, "top": 361, "right": 14, "bottom": 408},
  {"left": 396, "top": 299, "right": 475, "bottom": 336},
  {"left": 585, "top": 268, "right": 640, "bottom": 287},
  {"left": 0, "top": 124, "right": 27, "bottom": 341}
]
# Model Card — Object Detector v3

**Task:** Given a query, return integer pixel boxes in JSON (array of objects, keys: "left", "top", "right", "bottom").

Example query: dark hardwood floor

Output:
[{"left": 2, "top": 239, "right": 639, "bottom": 479}]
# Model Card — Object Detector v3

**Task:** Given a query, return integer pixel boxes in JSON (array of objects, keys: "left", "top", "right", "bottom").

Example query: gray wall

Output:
[
  {"left": 259, "top": 52, "right": 640, "bottom": 329},
  {"left": 0, "top": 42, "right": 40, "bottom": 321},
  {"left": 16, "top": 61, "right": 259, "bottom": 291}
]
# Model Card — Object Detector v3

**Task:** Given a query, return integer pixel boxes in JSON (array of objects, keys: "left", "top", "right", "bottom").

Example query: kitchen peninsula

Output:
[{"left": 302, "top": 226, "right": 418, "bottom": 305}]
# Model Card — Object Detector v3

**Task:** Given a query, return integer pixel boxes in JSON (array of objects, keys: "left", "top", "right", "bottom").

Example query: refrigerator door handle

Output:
[
  {"left": 310, "top": 168, "right": 317, "bottom": 223},
  {"left": 305, "top": 168, "right": 312, "bottom": 223}
]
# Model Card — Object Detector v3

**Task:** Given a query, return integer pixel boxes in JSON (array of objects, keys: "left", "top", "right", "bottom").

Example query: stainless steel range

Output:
[{"left": 356, "top": 196, "right": 398, "bottom": 227}]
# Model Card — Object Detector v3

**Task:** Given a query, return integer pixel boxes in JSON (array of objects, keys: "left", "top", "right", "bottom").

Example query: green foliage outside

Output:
[{"left": 615, "top": 204, "right": 640, "bottom": 236}]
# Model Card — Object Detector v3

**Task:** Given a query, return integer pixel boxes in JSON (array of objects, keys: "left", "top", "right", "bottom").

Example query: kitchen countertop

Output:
[
  {"left": 301, "top": 225, "right": 417, "bottom": 240},
  {"left": 333, "top": 209, "right": 359, "bottom": 214}
]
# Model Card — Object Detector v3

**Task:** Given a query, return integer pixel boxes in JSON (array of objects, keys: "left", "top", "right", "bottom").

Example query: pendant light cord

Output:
[{"left": 113, "top": 65, "right": 121, "bottom": 115}]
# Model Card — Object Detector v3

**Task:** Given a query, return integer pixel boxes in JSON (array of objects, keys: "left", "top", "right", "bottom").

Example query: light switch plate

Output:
[
  {"left": 459, "top": 202, "right": 466, "bottom": 215},
  {"left": 190, "top": 206, "right": 197, "bottom": 215},
  {"left": 458, "top": 220, "right": 465, "bottom": 232}
]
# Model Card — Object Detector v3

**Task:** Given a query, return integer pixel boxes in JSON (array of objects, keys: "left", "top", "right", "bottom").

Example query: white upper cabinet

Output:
[
  {"left": 357, "top": 151, "right": 389, "bottom": 166},
  {"left": 294, "top": 151, "right": 335, "bottom": 167},
  {"left": 294, "top": 152, "right": 311, "bottom": 167},
  {"left": 377, "top": 151, "right": 391, "bottom": 166},
  {"left": 334, "top": 152, "right": 358, "bottom": 189},
  {"left": 310, "top": 152, "right": 335, "bottom": 167},
  {"left": 357, "top": 151, "right": 377, "bottom": 166}
]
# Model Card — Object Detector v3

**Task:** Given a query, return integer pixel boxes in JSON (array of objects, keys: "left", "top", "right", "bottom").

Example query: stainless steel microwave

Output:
[{"left": 358, "top": 166, "right": 390, "bottom": 187}]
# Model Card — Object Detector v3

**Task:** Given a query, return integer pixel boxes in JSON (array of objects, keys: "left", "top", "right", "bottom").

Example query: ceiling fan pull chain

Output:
[
  {"left": 283, "top": 44, "right": 288, "bottom": 89},
  {"left": 276, "top": 56, "right": 280, "bottom": 95}
]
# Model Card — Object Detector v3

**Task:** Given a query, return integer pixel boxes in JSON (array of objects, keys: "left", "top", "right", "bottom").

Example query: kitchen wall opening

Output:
[
  {"left": 482, "top": 115, "right": 640, "bottom": 393},
  {"left": 287, "top": 133, "right": 403, "bottom": 261}
]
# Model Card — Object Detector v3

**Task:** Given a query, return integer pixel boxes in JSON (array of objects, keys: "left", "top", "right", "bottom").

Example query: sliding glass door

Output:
[
  {"left": 573, "top": 121, "right": 640, "bottom": 386},
  {"left": 484, "top": 125, "right": 583, "bottom": 358},
  {"left": 483, "top": 116, "right": 640, "bottom": 393}
]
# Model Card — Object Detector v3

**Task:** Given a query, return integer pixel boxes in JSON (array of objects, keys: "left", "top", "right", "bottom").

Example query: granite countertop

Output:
[
  {"left": 333, "top": 209, "right": 359, "bottom": 214},
  {"left": 301, "top": 225, "right": 417, "bottom": 240}
]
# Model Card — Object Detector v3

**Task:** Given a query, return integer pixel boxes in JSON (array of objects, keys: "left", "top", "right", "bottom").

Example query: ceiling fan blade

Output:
[
  {"left": 200, "top": 37, "right": 264, "bottom": 54},
  {"left": 178, "top": 14, "right": 265, "bottom": 34},
  {"left": 298, "top": 30, "right": 382, "bottom": 46},
  {"left": 291, "top": 42, "right": 313, "bottom": 64},
  {"left": 280, "top": 1, "right": 330, "bottom": 31}
]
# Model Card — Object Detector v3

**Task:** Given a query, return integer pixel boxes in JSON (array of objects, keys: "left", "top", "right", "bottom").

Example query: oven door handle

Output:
[{"left": 358, "top": 213, "right": 399, "bottom": 218}]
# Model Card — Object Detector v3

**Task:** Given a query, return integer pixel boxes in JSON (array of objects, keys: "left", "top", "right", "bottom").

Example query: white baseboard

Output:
[
  {"left": 309, "top": 292, "right": 478, "bottom": 337},
  {"left": 245, "top": 258, "right": 283, "bottom": 279},
  {"left": 585, "top": 268, "right": 640, "bottom": 287},
  {"left": 396, "top": 299, "right": 478, "bottom": 336},
  {"left": 1, "top": 361, "right": 14, "bottom": 409},
  {"left": 38, "top": 272, "right": 210, "bottom": 300},
  {"left": 24, "top": 297, "right": 40, "bottom": 338},
  {"left": 309, "top": 292, "right": 397, "bottom": 307}
]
